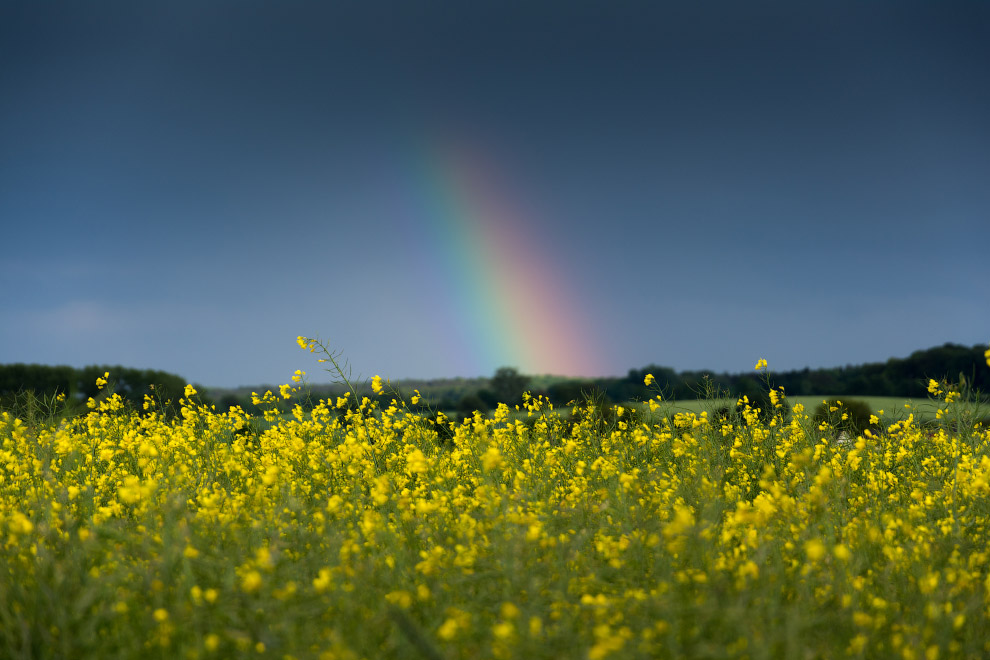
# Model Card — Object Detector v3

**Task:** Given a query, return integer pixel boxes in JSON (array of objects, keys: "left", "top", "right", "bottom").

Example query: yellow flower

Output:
[
  {"left": 492, "top": 621, "right": 515, "bottom": 641},
  {"left": 405, "top": 447, "right": 429, "bottom": 475},
  {"left": 804, "top": 538, "right": 826, "bottom": 562},
  {"left": 833, "top": 544, "right": 851, "bottom": 562},
  {"left": 153, "top": 608, "right": 169, "bottom": 622},
  {"left": 500, "top": 602, "right": 520, "bottom": 619},
  {"left": 95, "top": 372, "right": 109, "bottom": 389},
  {"left": 184, "top": 384, "right": 197, "bottom": 398},
  {"left": 241, "top": 570, "right": 263, "bottom": 593},
  {"left": 313, "top": 568, "right": 332, "bottom": 593},
  {"left": 754, "top": 359, "right": 768, "bottom": 371},
  {"left": 985, "top": 344, "right": 990, "bottom": 367},
  {"left": 482, "top": 446, "right": 503, "bottom": 471},
  {"left": 371, "top": 375, "right": 384, "bottom": 395},
  {"left": 437, "top": 618, "right": 460, "bottom": 641},
  {"left": 8, "top": 511, "right": 33, "bottom": 535},
  {"left": 262, "top": 465, "right": 280, "bottom": 486},
  {"left": 644, "top": 373, "right": 654, "bottom": 386},
  {"left": 411, "top": 390, "right": 421, "bottom": 405}
]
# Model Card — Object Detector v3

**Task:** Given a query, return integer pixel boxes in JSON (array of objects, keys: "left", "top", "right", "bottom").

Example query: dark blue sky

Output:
[{"left": 2, "top": 1, "right": 988, "bottom": 387}]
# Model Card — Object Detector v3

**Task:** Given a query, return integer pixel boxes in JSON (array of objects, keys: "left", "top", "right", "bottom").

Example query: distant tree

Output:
[
  {"left": 733, "top": 376, "right": 765, "bottom": 402},
  {"left": 456, "top": 393, "right": 489, "bottom": 419},
  {"left": 622, "top": 365, "right": 679, "bottom": 400},
  {"left": 806, "top": 368, "right": 843, "bottom": 396},
  {"left": 813, "top": 399, "right": 875, "bottom": 436},
  {"left": 218, "top": 394, "right": 246, "bottom": 412},
  {"left": 548, "top": 380, "right": 596, "bottom": 407},
  {"left": 567, "top": 387, "right": 621, "bottom": 439},
  {"left": 0, "top": 364, "right": 76, "bottom": 400},
  {"left": 490, "top": 367, "right": 530, "bottom": 406},
  {"left": 0, "top": 363, "right": 205, "bottom": 418},
  {"left": 476, "top": 388, "right": 499, "bottom": 410}
]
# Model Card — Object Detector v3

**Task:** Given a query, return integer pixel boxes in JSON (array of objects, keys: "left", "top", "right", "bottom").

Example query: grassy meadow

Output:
[
  {"left": 2, "top": 339, "right": 990, "bottom": 659},
  {"left": 655, "top": 396, "right": 946, "bottom": 424}
]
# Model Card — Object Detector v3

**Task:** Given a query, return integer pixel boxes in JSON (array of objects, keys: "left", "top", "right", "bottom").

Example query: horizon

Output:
[{"left": 4, "top": 340, "right": 983, "bottom": 391}]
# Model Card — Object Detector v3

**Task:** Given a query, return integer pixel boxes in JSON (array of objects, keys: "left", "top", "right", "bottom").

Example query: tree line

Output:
[
  {"left": 560, "top": 342, "right": 989, "bottom": 407},
  {"left": 0, "top": 363, "right": 205, "bottom": 413},
  {"left": 3, "top": 343, "right": 985, "bottom": 417},
  {"left": 390, "top": 343, "right": 990, "bottom": 416}
]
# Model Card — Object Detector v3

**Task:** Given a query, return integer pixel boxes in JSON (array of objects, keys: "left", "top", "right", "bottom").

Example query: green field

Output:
[{"left": 651, "top": 395, "right": 946, "bottom": 423}]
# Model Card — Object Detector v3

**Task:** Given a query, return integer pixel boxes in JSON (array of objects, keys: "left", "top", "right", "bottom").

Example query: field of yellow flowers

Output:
[{"left": 2, "top": 341, "right": 990, "bottom": 660}]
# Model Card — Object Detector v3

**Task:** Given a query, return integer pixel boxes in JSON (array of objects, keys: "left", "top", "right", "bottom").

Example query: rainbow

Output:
[{"left": 397, "top": 134, "right": 609, "bottom": 378}]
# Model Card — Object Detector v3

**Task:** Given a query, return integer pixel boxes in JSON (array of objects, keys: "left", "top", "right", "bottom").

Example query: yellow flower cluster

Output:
[{"left": 1, "top": 358, "right": 990, "bottom": 658}]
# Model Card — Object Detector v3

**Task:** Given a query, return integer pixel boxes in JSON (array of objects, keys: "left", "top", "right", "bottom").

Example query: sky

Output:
[{"left": 2, "top": 1, "right": 989, "bottom": 388}]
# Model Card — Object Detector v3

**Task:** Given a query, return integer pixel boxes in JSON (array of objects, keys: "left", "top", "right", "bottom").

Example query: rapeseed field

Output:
[{"left": 2, "top": 340, "right": 990, "bottom": 659}]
